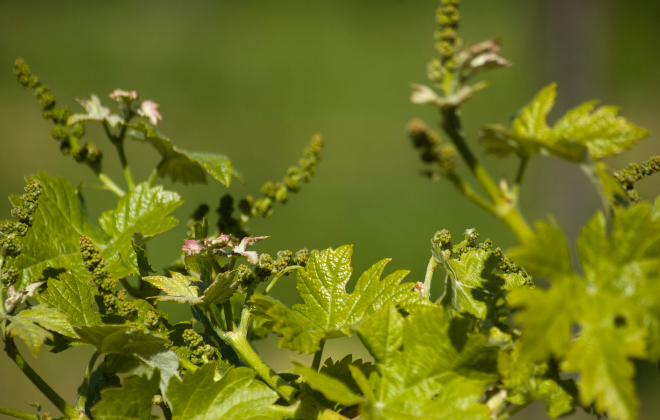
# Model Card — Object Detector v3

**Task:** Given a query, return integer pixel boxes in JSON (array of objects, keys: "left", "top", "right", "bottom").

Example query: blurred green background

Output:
[{"left": 1, "top": 0, "right": 659, "bottom": 418}]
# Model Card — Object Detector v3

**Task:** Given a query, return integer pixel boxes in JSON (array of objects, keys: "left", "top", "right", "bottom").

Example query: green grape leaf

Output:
[
  {"left": 167, "top": 364, "right": 280, "bottom": 419},
  {"left": 251, "top": 245, "right": 429, "bottom": 354},
  {"left": 293, "top": 361, "right": 364, "bottom": 407},
  {"left": 498, "top": 344, "right": 576, "bottom": 418},
  {"left": 143, "top": 270, "right": 238, "bottom": 306},
  {"left": 91, "top": 372, "right": 160, "bottom": 420},
  {"left": 481, "top": 83, "right": 649, "bottom": 161},
  {"left": 130, "top": 233, "right": 156, "bottom": 277},
  {"left": 100, "top": 183, "right": 182, "bottom": 278},
  {"left": 128, "top": 120, "right": 233, "bottom": 186},
  {"left": 36, "top": 272, "right": 101, "bottom": 327},
  {"left": 438, "top": 247, "right": 532, "bottom": 320},
  {"left": 354, "top": 305, "right": 498, "bottom": 420},
  {"left": 0, "top": 306, "right": 75, "bottom": 356},
  {"left": 11, "top": 173, "right": 104, "bottom": 289},
  {"left": 508, "top": 203, "right": 660, "bottom": 420}
]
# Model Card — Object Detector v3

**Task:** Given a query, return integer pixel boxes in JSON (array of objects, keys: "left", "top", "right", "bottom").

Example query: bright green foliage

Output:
[
  {"left": 353, "top": 304, "right": 498, "bottom": 420},
  {"left": 91, "top": 372, "right": 161, "bottom": 420},
  {"left": 167, "top": 364, "right": 280, "bottom": 419},
  {"left": 498, "top": 345, "right": 576, "bottom": 417},
  {"left": 37, "top": 272, "right": 101, "bottom": 327},
  {"left": 293, "top": 361, "right": 364, "bottom": 407},
  {"left": 251, "top": 245, "right": 428, "bottom": 353},
  {"left": 439, "top": 247, "right": 532, "bottom": 321},
  {"left": 509, "top": 202, "right": 660, "bottom": 420},
  {"left": 482, "top": 83, "right": 649, "bottom": 161},
  {"left": 4, "top": 4, "right": 660, "bottom": 420},
  {"left": 128, "top": 120, "right": 233, "bottom": 186},
  {"left": 99, "top": 182, "right": 182, "bottom": 278},
  {"left": 143, "top": 270, "right": 238, "bottom": 306},
  {"left": 0, "top": 306, "right": 75, "bottom": 356}
]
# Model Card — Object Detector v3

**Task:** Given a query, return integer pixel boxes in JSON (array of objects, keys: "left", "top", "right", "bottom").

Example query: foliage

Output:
[{"left": 0, "top": 1, "right": 658, "bottom": 420}]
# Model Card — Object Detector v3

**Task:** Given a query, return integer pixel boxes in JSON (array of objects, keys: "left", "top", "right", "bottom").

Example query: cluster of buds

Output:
[
  {"left": 614, "top": 155, "right": 660, "bottom": 201},
  {"left": 432, "top": 228, "right": 530, "bottom": 282},
  {"left": 182, "top": 329, "right": 214, "bottom": 365},
  {"left": 0, "top": 179, "right": 42, "bottom": 263},
  {"left": 1, "top": 180, "right": 43, "bottom": 313},
  {"left": 216, "top": 135, "right": 324, "bottom": 237},
  {"left": 14, "top": 59, "right": 102, "bottom": 169},
  {"left": 187, "top": 204, "right": 210, "bottom": 239},
  {"left": 79, "top": 236, "right": 137, "bottom": 319},
  {"left": 408, "top": 119, "right": 458, "bottom": 173},
  {"left": 434, "top": 0, "right": 462, "bottom": 72}
]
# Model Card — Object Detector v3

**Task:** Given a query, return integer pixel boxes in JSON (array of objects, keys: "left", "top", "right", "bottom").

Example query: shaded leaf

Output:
[
  {"left": 92, "top": 372, "right": 160, "bottom": 420},
  {"left": 293, "top": 361, "right": 364, "bottom": 407}
]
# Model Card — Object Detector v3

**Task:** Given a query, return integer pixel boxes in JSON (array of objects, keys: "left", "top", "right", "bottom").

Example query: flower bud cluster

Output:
[
  {"left": 435, "top": 0, "right": 462, "bottom": 72},
  {"left": 432, "top": 228, "right": 531, "bottom": 283},
  {"left": 216, "top": 135, "right": 324, "bottom": 236},
  {"left": 614, "top": 155, "right": 660, "bottom": 201},
  {"left": 14, "top": 59, "right": 102, "bottom": 169},
  {"left": 79, "top": 236, "right": 137, "bottom": 319},
  {"left": 182, "top": 328, "right": 213, "bottom": 365},
  {"left": 0, "top": 180, "right": 42, "bottom": 280},
  {"left": 408, "top": 119, "right": 458, "bottom": 172}
]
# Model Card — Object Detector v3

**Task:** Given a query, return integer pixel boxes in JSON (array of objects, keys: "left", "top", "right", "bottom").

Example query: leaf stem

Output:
[
  {"left": 238, "top": 279, "right": 260, "bottom": 335},
  {"left": 224, "top": 331, "right": 299, "bottom": 404},
  {"left": 0, "top": 406, "right": 38, "bottom": 420},
  {"left": 223, "top": 301, "right": 234, "bottom": 331},
  {"left": 511, "top": 157, "right": 529, "bottom": 200},
  {"left": 75, "top": 350, "right": 100, "bottom": 411},
  {"left": 496, "top": 402, "right": 531, "bottom": 420},
  {"left": 445, "top": 171, "right": 496, "bottom": 214},
  {"left": 113, "top": 140, "right": 135, "bottom": 191},
  {"left": 146, "top": 168, "right": 158, "bottom": 186},
  {"left": 422, "top": 256, "right": 436, "bottom": 299},
  {"left": 4, "top": 339, "right": 81, "bottom": 419},
  {"left": 95, "top": 172, "right": 125, "bottom": 197},
  {"left": 311, "top": 339, "right": 325, "bottom": 372}
]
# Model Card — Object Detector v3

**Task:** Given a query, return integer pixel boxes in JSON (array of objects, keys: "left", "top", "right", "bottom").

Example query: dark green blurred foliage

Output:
[{"left": 0, "top": 1, "right": 659, "bottom": 419}]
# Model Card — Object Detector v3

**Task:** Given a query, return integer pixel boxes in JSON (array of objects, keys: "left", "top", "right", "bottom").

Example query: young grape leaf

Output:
[
  {"left": 91, "top": 372, "right": 160, "bottom": 420},
  {"left": 36, "top": 272, "right": 101, "bottom": 327},
  {"left": 509, "top": 202, "right": 660, "bottom": 420},
  {"left": 67, "top": 95, "right": 123, "bottom": 128},
  {"left": 498, "top": 344, "right": 576, "bottom": 418},
  {"left": 251, "top": 245, "right": 429, "bottom": 353},
  {"left": 128, "top": 120, "right": 233, "bottom": 186},
  {"left": 481, "top": 83, "right": 649, "bottom": 161},
  {"left": 100, "top": 182, "right": 182, "bottom": 278},
  {"left": 10, "top": 172, "right": 105, "bottom": 289},
  {"left": 354, "top": 304, "right": 498, "bottom": 420},
  {"left": 0, "top": 306, "right": 75, "bottom": 356},
  {"left": 143, "top": 270, "right": 238, "bottom": 306},
  {"left": 167, "top": 363, "right": 280, "bottom": 419},
  {"left": 438, "top": 247, "right": 532, "bottom": 320}
]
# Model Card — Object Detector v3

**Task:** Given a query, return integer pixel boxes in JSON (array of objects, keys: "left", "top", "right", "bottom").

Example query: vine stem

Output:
[
  {"left": 95, "top": 172, "right": 125, "bottom": 197},
  {"left": 440, "top": 107, "right": 532, "bottom": 241},
  {"left": 113, "top": 141, "right": 135, "bottom": 190},
  {"left": 76, "top": 350, "right": 100, "bottom": 411},
  {"left": 0, "top": 406, "right": 38, "bottom": 420},
  {"left": 311, "top": 340, "right": 325, "bottom": 372},
  {"left": 5, "top": 339, "right": 82, "bottom": 419}
]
